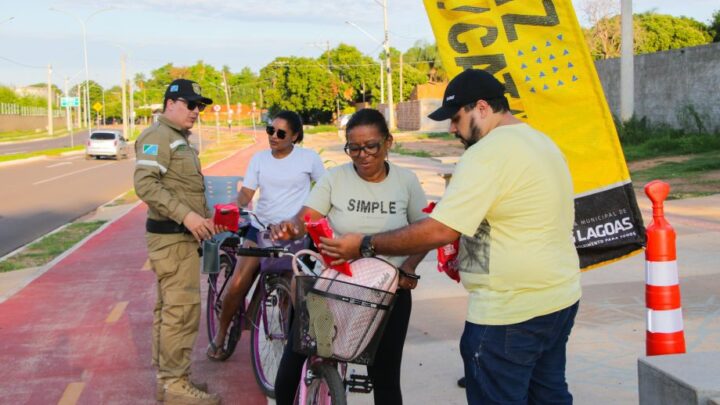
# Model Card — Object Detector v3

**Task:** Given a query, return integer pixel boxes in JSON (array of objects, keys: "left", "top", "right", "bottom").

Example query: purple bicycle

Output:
[{"left": 203, "top": 176, "right": 304, "bottom": 398}]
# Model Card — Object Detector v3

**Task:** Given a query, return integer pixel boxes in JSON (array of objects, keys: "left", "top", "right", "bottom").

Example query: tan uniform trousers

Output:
[{"left": 148, "top": 240, "right": 201, "bottom": 379}]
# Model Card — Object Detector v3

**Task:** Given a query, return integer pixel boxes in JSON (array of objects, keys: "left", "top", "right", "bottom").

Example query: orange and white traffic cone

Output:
[{"left": 644, "top": 180, "right": 686, "bottom": 356}]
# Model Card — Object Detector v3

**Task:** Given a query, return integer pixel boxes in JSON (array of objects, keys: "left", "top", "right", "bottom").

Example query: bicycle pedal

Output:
[{"left": 346, "top": 374, "right": 373, "bottom": 393}]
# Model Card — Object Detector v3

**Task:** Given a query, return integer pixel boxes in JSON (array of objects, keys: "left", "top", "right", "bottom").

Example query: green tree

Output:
[
  {"left": 260, "top": 56, "right": 335, "bottom": 123},
  {"left": 229, "top": 67, "right": 261, "bottom": 106},
  {"left": 635, "top": 12, "right": 712, "bottom": 53},
  {"left": 386, "top": 47, "right": 428, "bottom": 102},
  {"left": 403, "top": 40, "right": 446, "bottom": 82},
  {"left": 321, "top": 43, "right": 379, "bottom": 105},
  {"left": 0, "top": 86, "right": 19, "bottom": 104},
  {"left": 584, "top": 9, "right": 713, "bottom": 59},
  {"left": 708, "top": 9, "right": 720, "bottom": 42}
]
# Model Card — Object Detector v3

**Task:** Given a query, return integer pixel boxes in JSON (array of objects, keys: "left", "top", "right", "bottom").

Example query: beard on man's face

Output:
[{"left": 460, "top": 117, "right": 482, "bottom": 149}]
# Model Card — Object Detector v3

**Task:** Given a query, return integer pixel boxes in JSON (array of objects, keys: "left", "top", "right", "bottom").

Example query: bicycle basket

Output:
[{"left": 293, "top": 257, "right": 398, "bottom": 365}]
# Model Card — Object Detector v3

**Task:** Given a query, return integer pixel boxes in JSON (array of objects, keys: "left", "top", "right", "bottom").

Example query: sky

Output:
[{"left": 0, "top": 0, "right": 717, "bottom": 90}]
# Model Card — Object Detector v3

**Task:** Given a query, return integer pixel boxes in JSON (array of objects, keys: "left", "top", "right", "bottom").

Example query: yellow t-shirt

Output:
[{"left": 430, "top": 123, "right": 581, "bottom": 325}]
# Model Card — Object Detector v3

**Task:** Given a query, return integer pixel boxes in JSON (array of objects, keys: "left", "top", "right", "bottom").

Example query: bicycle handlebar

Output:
[{"left": 235, "top": 246, "right": 288, "bottom": 258}]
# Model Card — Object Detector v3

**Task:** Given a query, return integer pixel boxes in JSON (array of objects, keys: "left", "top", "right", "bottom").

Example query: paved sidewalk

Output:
[
  {"left": 0, "top": 138, "right": 269, "bottom": 404},
  {"left": 1, "top": 131, "right": 719, "bottom": 404}
]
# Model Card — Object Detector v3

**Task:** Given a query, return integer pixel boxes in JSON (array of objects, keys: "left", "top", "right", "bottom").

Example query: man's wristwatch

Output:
[{"left": 360, "top": 235, "right": 376, "bottom": 258}]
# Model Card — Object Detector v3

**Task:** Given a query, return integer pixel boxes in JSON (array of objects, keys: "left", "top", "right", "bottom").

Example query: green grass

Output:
[
  {"left": 0, "top": 145, "right": 85, "bottom": 163},
  {"left": 0, "top": 221, "right": 106, "bottom": 272},
  {"left": 306, "top": 125, "right": 338, "bottom": 134},
  {"left": 391, "top": 142, "right": 432, "bottom": 158},
  {"left": 198, "top": 132, "right": 255, "bottom": 166},
  {"left": 630, "top": 151, "right": 720, "bottom": 182},
  {"left": 622, "top": 134, "right": 720, "bottom": 161},
  {"left": 617, "top": 113, "right": 720, "bottom": 161},
  {"left": 415, "top": 132, "right": 455, "bottom": 140},
  {"left": 0, "top": 128, "right": 71, "bottom": 143}
]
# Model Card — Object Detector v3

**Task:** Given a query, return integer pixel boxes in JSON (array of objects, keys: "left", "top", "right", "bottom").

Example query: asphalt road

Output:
[
  {"left": 0, "top": 130, "right": 91, "bottom": 155},
  {"left": 0, "top": 151, "right": 136, "bottom": 257}
]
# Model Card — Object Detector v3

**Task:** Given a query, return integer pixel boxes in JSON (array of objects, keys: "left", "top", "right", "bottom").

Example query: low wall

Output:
[
  {"left": 0, "top": 115, "right": 67, "bottom": 132},
  {"left": 595, "top": 42, "right": 720, "bottom": 130}
]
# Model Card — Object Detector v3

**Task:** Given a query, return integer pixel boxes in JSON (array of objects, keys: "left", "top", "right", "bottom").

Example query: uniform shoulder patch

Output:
[{"left": 143, "top": 144, "right": 159, "bottom": 156}]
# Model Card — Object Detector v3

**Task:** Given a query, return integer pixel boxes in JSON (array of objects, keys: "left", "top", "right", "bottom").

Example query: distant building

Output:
[{"left": 14, "top": 86, "right": 47, "bottom": 99}]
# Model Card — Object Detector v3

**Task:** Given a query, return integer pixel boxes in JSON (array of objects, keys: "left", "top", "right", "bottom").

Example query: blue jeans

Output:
[{"left": 460, "top": 301, "right": 579, "bottom": 405}]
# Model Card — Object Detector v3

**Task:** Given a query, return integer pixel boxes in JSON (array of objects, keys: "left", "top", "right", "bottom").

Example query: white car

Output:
[{"left": 85, "top": 130, "right": 129, "bottom": 160}]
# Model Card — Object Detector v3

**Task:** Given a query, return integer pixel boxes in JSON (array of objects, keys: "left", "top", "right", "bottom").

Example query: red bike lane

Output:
[{"left": 0, "top": 136, "right": 270, "bottom": 404}]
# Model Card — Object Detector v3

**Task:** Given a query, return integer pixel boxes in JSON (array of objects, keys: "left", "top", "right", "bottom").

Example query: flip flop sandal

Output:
[
  {"left": 206, "top": 341, "right": 231, "bottom": 361},
  {"left": 306, "top": 293, "right": 335, "bottom": 358}
]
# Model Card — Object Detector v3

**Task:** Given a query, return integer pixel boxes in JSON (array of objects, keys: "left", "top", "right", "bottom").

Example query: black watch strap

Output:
[{"left": 360, "top": 235, "right": 375, "bottom": 257}]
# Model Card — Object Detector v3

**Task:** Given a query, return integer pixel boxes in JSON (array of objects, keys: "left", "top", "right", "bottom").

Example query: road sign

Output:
[
  {"left": 93, "top": 102, "right": 102, "bottom": 112},
  {"left": 60, "top": 97, "right": 80, "bottom": 107},
  {"left": 213, "top": 104, "right": 221, "bottom": 112}
]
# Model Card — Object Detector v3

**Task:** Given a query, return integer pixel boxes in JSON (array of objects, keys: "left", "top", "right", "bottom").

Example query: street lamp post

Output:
[
  {"left": 64, "top": 76, "right": 74, "bottom": 147},
  {"left": 346, "top": 15, "right": 394, "bottom": 128},
  {"left": 50, "top": 7, "right": 113, "bottom": 136},
  {"left": 380, "top": 0, "right": 395, "bottom": 130}
]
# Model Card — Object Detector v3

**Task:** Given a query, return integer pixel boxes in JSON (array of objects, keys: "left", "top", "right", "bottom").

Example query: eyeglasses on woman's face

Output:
[
  {"left": 266, "top": 125, "right": 287, "bottom": 139},
  {"left": 344, "top": 142, "right": 382, "bottom": 157},
  {"left": 176, "top": 98, "right": 206, "bottom": 112}
]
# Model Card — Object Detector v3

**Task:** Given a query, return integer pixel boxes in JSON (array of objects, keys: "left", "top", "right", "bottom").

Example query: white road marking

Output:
[
  {"left": 33, "top": 162, "right": 115, "bottom": 186},
  {"left": 46, "top": 162, "right": 73, "bottom": 168}
]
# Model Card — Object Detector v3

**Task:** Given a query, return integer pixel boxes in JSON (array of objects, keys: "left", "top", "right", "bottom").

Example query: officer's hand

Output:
[{"left": 183, "top": 211, "right": 214, "bottom": 241}]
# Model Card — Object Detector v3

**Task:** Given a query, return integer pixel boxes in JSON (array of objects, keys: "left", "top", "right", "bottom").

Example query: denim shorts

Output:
[
  {"left": 460, "top": 301, "right": 579, "bottom": 405},
  {"left": 244, "top": 225, "right": 261, "bottom": 244}
]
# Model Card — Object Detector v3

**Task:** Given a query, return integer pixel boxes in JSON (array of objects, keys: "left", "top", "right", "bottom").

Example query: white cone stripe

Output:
[
  {"left": 645, "top": 261, "right": 679, "bottom": 286},
  {"left": 647, "top": 308, "right": 684, "bottom": 333}
]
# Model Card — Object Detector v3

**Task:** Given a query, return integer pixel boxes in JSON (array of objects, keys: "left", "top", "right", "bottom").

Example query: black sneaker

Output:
[{"left": 457, "top": 376, "right": 466, "bottom": 388}]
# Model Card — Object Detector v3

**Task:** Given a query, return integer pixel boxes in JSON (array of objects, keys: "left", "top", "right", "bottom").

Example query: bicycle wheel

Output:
[
  {"left": 205, "top": 253, "right": 242, "bottom": 360},
  {"left": 304, "top": 363, "right": 346, "bottom": 405},
  {"left": 250, "top": 274, "right": 292, "bottom": 398}
]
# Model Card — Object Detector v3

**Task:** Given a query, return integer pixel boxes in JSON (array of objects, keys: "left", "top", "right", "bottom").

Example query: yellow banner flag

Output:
[{"left": 424, "top": 0, "right": 645, "bottom": 268}]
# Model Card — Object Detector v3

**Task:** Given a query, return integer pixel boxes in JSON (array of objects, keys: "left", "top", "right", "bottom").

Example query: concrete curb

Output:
[
  {"left": 0, "top": 138, "right": 262, "bottom": 303},
  {"left": 60, "top": 150, "right": 85, "bottom": 157},
  {"left": 0, "top": 201, "right": 142, "bottom": 304},
  {"left": 0, "top": 156, "right": 46, "bottom": 168}
]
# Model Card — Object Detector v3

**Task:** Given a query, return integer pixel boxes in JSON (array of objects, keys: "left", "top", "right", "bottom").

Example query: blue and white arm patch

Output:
[{"left": 142, "top": 144, "right": 159, "bottom": 156}]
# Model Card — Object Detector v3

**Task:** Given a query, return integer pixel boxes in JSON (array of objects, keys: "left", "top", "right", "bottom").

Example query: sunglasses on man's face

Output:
[
  {"left": 177, "top": 98, "right": 206, "bottom": 112},
  {"left": 266, "top": 126, "right": 287, "bottom": 139}
]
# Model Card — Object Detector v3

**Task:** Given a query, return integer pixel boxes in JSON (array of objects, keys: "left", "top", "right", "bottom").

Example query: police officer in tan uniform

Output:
[{"left": 134, "top": 79, "right": 222, "bottom": 404}]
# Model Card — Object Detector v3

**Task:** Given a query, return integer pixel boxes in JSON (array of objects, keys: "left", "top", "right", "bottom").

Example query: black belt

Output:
[{"left": 146, "top": 218, "right": 191, "bottom": 234}]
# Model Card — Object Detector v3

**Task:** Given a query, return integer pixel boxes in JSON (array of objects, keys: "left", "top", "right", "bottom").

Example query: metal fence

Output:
[{"left": 0, "top": 103, "right": 66, "bottom": 117}]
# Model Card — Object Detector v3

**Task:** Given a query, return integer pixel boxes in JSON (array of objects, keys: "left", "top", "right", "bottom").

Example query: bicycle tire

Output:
[
  {"left": 205, "top": 253, "right": 241, "bottom": 361},
  {"left": 304, "top": 363, "right": 347, "bottom": 405},
  {"left": 250, "top": 275, "right": 292, "bottom": 398}
]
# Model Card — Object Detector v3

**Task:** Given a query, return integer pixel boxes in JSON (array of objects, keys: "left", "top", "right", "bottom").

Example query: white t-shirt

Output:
[{"left": 243, "top": 146, "right": 326, "bottom": 229}]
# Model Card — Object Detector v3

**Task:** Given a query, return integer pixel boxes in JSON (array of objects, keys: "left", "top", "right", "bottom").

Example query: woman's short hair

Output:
[
  {"left": 345, "top": 109, "right": 391, "bottom": 140},
  {"left": 274, "top": 110, "right": 304, "bottom": 143}
]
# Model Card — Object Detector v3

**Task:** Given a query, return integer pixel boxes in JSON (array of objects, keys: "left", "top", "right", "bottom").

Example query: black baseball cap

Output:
[
  {"left": 163, "top": 79, "right": 213, "bottom": 105},
  {"left": 428, "top": 69, "right": 506, "bottom": 121}
]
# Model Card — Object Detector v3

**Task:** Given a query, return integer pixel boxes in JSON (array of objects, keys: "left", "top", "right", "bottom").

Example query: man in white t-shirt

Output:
[{"left": 321, "top": 69, "right": 581, "bottom": 404}]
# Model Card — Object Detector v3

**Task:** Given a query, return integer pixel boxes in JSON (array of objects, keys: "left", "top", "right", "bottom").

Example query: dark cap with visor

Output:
[
  {"left": 163, "top": 79, "right": 213, "bottom": 105},
  {"left": 428, "top": 69, "right": 506, "bottom": 121}
]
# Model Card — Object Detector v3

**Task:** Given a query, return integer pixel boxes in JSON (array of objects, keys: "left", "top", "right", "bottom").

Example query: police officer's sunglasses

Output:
[
  {"left": 266, "top": 125, "right": 287, "bottom": 139},
  {"left": 176, "top": 98, "right": 207, "bottom": 112}
]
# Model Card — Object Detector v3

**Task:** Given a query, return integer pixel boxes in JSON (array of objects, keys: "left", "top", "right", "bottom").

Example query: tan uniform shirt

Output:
[{"left": 134, "top": 115, "right": 208, "bottom": 250}]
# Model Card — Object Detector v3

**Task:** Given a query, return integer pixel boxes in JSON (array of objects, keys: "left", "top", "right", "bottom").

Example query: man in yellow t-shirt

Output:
[{"left": 322, "top": 69, "right": 581, "bottom": 404}]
